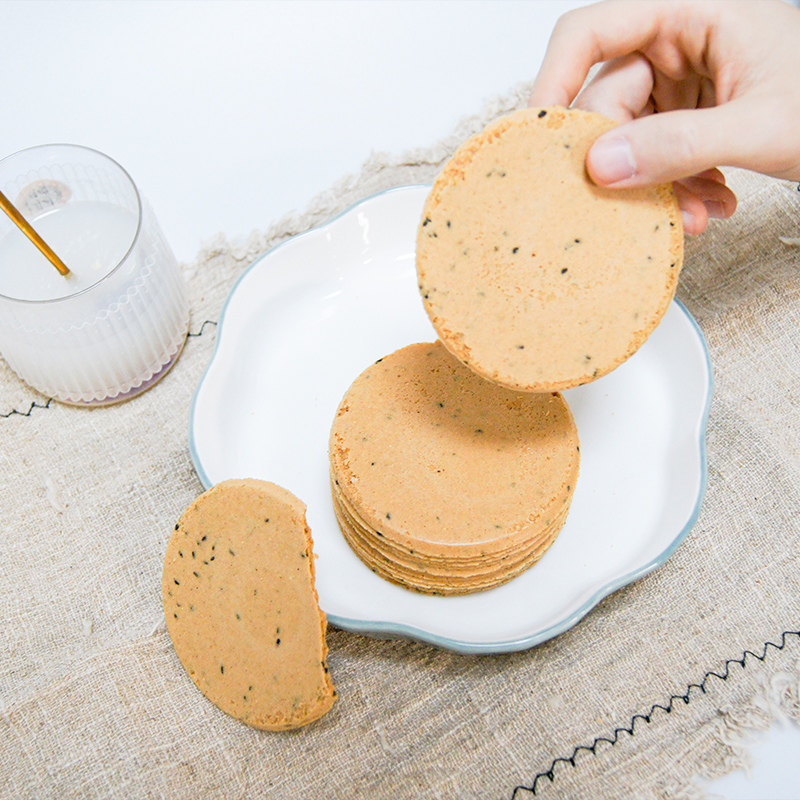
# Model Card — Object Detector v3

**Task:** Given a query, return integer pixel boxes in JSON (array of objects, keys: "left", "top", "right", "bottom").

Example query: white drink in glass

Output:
[{"left": 0, "top": 201, "right": 136, "bottom": 301}]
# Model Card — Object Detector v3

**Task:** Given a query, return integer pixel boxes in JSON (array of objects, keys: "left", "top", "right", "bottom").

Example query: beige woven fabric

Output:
[{"left": 2, "top": 83, "right": 800, "bottom": 800}]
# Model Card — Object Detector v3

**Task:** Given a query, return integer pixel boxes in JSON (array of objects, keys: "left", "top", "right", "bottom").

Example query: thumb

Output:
[{"left": 586, "top": 101, "right": 766, "bottom": 187}]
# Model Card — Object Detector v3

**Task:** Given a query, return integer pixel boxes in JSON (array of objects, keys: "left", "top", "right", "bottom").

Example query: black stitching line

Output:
[
  {"left": 0, "top": 397, "right": 54, "bottom": 418},
  {"left": 0, "top": 320, "right": 218, "bottom": 419},
  {"left": 509, "top": 629, "right": 800, "bottom": 798},
  {"left": 187, "top": 319, "right": 218, "bottom": 337}
]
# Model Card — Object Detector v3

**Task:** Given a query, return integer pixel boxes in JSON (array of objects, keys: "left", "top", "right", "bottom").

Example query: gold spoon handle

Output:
[{"left": 0, "top": 189, "right": 71, "bottom": 277}]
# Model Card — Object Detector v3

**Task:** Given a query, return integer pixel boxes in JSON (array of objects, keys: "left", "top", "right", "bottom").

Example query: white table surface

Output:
[{"left": 2, "top": 2, "right": 798, "bottom": 797}]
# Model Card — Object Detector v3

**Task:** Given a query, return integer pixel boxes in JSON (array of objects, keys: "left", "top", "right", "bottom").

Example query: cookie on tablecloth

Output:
[
  {"left": 162, "top": 479, "right": 336, "bottom": 730},
  {"left": 416, "top": 106, "right": 683, "bottom": 392},
  {"left": 329, "top": 341, "right": 580, "bottom": 595}
]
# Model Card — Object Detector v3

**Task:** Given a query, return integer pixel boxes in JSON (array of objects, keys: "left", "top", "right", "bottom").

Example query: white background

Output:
[{"left": 1, "top": 1, "right": 798, "bottom": 797}]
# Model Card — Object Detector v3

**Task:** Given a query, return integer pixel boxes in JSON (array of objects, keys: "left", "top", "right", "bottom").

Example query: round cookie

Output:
[
  {"left": 416, "top": 106, "right": 684, "bottom": 393},
  {"left": 329, "top": 341, "right": 580, "bottom": 595},
  {"left": 162, "top": 479, "right": 336, "bottom": 730}
]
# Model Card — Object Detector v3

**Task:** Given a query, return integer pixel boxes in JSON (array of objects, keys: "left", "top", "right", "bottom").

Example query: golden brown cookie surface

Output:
[
  {"left": 416, "top": 106, "right": 683, "bottom": 392},
  {"left": 162, "top": 479, "right": 335, "bottom": 730}
]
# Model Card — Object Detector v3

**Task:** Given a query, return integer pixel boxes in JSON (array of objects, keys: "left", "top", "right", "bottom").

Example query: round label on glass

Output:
[{"left": 16, "top": 179, "right": 72, "bottom": 218}]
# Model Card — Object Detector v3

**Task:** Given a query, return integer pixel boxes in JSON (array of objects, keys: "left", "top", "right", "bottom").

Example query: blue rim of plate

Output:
[{"left": 188, "top": 184, "right": 714, "bottom": 655}]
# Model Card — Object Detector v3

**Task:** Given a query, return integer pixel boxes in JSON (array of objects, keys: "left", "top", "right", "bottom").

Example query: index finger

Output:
[{"left": 528, "top": 0, "right": 678, "bottom": 108}]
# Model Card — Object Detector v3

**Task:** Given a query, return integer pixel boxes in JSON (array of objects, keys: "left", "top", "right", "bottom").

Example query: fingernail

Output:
[
  {"left": 704, "top": 200, "right": 726, "bottom": 219},
  {"left": 589, "top": 136, "right": 637, "bottom": 184},
  {"left": 681, "top": 210, "right": 695, "bottom": 231}
]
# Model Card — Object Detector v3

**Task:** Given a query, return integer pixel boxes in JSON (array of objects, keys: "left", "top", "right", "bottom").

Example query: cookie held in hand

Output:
[
  {"left": 162, "top": 479, "right": 336, "bottom": 730},
  {"left": 416, "top": 106, "right": 684, "bottom": 392}
]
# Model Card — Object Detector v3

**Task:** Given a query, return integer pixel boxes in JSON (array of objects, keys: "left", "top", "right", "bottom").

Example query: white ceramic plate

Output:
[{"left": 189, "top": 185, "right": 712, "bottom": 654}]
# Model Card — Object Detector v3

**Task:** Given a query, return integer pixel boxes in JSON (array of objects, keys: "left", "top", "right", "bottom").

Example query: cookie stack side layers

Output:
[
  {"left": 329, "top": 342, "right": 580, "bottom": 595},
  {"left": 416, "top": 106, "right": 684, "bottom": 393},
  {"left": 162, "top": 479, "right": 336, "bottom": 730}
]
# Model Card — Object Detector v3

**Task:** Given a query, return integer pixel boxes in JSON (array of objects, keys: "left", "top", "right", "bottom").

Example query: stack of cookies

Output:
[
  {"left": 329, "top": 106, "right": 683, "bottom": 595},
  {"left": 329, "top": 341, "right": 580, "bottom": 595}
]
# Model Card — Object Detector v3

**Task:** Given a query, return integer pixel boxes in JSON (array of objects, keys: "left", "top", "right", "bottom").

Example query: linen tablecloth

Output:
[{"left": 2, "top": 83, "right": 799, "bottom": 800}]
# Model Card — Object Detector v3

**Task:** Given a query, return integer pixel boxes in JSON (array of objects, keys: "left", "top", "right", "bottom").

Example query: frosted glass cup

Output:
[{"left": 0, "top": 144, "right": 189, "bottom": 405}]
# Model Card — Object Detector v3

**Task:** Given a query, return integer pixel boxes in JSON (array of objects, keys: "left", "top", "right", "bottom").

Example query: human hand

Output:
[{"left": 528, "top": 0, "right": 800, "bottom": 234}]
